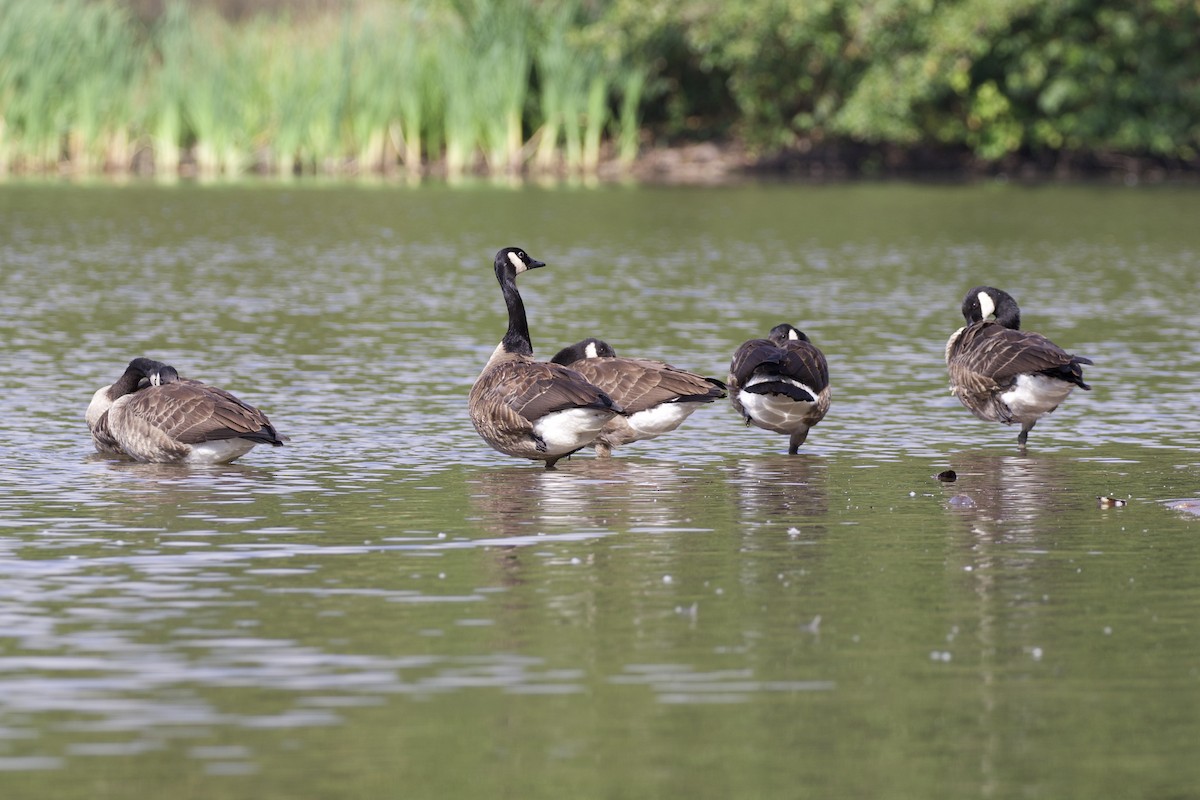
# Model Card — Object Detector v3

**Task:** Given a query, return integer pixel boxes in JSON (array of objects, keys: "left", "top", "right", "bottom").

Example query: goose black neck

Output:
[
  {"left": 499, "top": 272, "right": 534, "bottom": 357},
  {"left": 108, "top": 363, "right": 147, "bottom": 400},
  {"left": 992, "top": 294, "right": 1021, "bottom": 330}
]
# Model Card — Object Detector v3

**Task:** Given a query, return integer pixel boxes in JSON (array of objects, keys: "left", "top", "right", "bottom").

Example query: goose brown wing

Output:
[
  {"left": 485, "top": 361, "right": 620, "bottom": 422},
  {"left": 778, "top": 342, "right": 830, "bottom": 391},
  {"left": 569, "top": 357, "right": 725, "bottom": 414},
  {"left": 730, "top": 339, "right": 828, "bottom": 391},
  {"left": 950, "top": 323, "right": 1082, "bottom": 391},
  {"left": 125, "top": 382, "right": 283, "bottom": 445},
  {"left": 90, "top": 411, "right": 123, "bottom": 452},
  {"left": 728, "top": 338, "right": 778, "bottom": 388}
]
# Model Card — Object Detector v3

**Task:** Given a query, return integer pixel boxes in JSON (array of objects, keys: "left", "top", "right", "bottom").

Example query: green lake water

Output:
[{"left": 0, "top": 180, "right": 1198, "bottom": 798}]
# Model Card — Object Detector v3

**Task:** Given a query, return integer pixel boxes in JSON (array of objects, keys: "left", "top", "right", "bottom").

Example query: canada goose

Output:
[
  {"left": 549, "top": 338, "right": 726, "bottom": 457},
  {"left": 728, "top": 323, "right": 831, "bottom": 454},
  {"left": 468, "top": 247, "right": 623, "bottom": 468},
  {"left": 946, "top": 286, "right": 1092, "bottom": 447},
  {"left": 86, "top": 357, "right": 286, "bottom": 464}
]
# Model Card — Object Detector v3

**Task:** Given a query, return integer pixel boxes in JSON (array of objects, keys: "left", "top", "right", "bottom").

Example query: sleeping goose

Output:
[
  {"left": 728, "top": 323, "right": 831, "bottom": 454},
  {"left": 946, "top": 286, "right": 1092, "bottom": 447},
  {"left": 468, "top": 247, "right": 623, "bottom": 469},
  {"left": 549, "top": 338, "right": 726, "bottom": 457},
  {"left": 86, "top": 357, "right": 286, "bottom": 464}
]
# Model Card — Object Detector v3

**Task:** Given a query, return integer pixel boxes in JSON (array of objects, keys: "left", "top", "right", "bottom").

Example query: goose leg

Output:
[
  {"left": 1017, "top": 421, "right": 1035, "bottom": 447},
  {"left": 788, "top": 428, "right": 810, "bottom": 455}
]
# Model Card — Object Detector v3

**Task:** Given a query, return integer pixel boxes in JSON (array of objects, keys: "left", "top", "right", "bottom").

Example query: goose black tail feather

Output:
[
  {"left": 1038, "top": 356, "right": 1093, "bottom": 391},
  {"left": 742, "top": 381, "right": 817, "bottom": 403},
  {"left": 243, "top": 427, "right": 288, "bottom": 446}
]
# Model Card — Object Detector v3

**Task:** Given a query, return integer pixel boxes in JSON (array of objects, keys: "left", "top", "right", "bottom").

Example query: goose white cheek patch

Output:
[{"left": 978, "top": 291, "right": 996, "bottom": 321}]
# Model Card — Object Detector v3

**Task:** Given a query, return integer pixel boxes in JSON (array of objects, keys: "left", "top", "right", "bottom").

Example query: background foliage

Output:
[{"left": 0, "top": 0, "right": 1197, "bottom": 176}]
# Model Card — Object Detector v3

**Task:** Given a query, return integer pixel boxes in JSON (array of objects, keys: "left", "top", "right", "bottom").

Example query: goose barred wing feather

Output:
[
  {"left": 728, "top": 338, "right": 777, "bottom": 387},
  {"left": 948, "top": 323, "right": 1091, "bottom": 393},
  {"left": 483, "top": 361, "right": 621, "bottom": 422},
  {"left": 122, "top": 381, "right": 284, "bottom": 445},
  {"left": 729, "top": 339, "right": 828, "bottom": 392},
  {"left": 568, "top": 357, "right": 726, "bottom": 413},
  {"left": 89, "top": 412, "right": 123, "bottom": 453},
  {"left": 777, "top": 342, "right": 829, "bottom": 390}
]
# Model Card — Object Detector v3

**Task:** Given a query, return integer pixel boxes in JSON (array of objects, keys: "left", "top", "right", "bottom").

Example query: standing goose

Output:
[
  {"left": 946, "top": 286, "right": 1092, "bottom": 447},
  {"left": 549, "top": 338, "right": 726, "bottom": 457},
  {"left": 86, "top": 357, "right": 286, "bottom": 464},
  {"left": 468, "top": 247, "right": 623, "bottom": 469},
  {"left": 728, "top": 323, "right": 831, "bottom": 454}
]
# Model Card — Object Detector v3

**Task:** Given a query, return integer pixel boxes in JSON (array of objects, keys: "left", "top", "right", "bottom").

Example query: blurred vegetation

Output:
[{"left": 0, "top": 0, "right": 1197, "bottom": 178}]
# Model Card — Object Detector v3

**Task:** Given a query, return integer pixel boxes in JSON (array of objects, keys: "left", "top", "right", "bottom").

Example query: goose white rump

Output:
[
  {"left": 531, "top": 407, "right": 618, "bottom": 456},
  {"left": 735, "top": 375, "right": 821, "bottom": 434},
  {"left": 999, "top": 373, "right": 1077, "bottom": 422}
]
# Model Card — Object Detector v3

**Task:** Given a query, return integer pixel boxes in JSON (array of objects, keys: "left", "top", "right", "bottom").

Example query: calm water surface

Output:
[{"left": 1, "top": 181, "right": 1199, "bottom": 798}]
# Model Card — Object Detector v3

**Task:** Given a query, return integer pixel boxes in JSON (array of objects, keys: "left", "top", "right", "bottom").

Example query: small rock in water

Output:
[
  {"left": 948, "top": 494, "right": 976, "bottom": 508},
  {"left": 935, "top": 469, "right": 957, "bottom": 483},
  {"left": 1097, "top": 496, "right": 1127, "bottom": 508}
]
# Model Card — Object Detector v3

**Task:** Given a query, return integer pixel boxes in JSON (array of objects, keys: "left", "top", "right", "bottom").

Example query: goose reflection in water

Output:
[
  {"left": 82, "top": 457, "right": 289, "bottom": 527},
  {"left": 940, "top": 452, "right": 1077, "bottom": 536},
  {"left": 467, "top": 460, "right": 718, "bottom": 539},
  {"left": 728, "top": 456, "right": 830, "bottom": 529}
]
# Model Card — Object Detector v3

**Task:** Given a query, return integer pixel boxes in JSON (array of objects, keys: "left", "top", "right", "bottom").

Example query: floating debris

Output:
[
  {"left": 935, "top": 469, "right": 957, "bottom": 483},
  {"left": 675, "top": 602, "right": 698, "bottom": 620},
  {"left": 948, "top": 494, "right": 976, "bottom": 508},
  {"left": 1166, "top": 499, "right": 1200, "bottom": 517},
  {"left": 1097, "top": 496, "right": 1128, "bottom": 508}
]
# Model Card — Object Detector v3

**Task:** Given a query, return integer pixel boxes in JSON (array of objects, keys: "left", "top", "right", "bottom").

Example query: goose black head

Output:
[
  {"left": 962, "top": 286, "right": 1021, "bottom": 329},
  {"left": 151, "top": 365, "right": 180, "bottom": 386},
  {"left": 550, "top": 338, "right": 617, "bottom": 366},
  {"left": 768, "top": 323, "right": 810, "bottom": 344},
  {"left": 115, "top": 357, "right": 174, "bottom": 397},
  {"left": 494, "top": 247, "right": 546, "bottom": 282},
  {"left": 127, "top": 357, "right": 169, "bottom": 377}
]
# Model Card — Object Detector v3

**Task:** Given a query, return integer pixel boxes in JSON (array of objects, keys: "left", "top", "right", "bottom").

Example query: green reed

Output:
[
  {"left": 0, "top": 0, "right": 651, "bottom": 177},
  {"left": 468, "top": 0, "right": 532, "bottom": 174},
  {"left": 0, "top": 0, "right": 142, "bottom": 171},
  {"left": 147, "top": 1, "right": 189, "bottom": 173}
]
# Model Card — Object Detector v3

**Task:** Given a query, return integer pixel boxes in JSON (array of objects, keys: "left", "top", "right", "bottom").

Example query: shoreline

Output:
[{"left": 3, "top": 139, "right": 1197, "bottom": 186}]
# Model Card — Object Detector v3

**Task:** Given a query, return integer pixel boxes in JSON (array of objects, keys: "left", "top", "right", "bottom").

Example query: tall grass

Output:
[
  {"left": 0, "top": 0, "right": 143, "bottom": 171},
  {"left": 0, "top": 0, "right": 651, "bottom": 178},
  {"left": 468, "top": 0, "right": 531, "bottom": 174}
]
